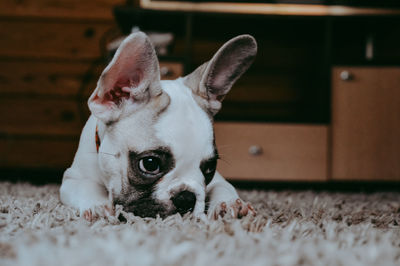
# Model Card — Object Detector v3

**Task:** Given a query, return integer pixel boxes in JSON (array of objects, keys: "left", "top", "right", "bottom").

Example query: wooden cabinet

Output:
[
  {"left": 214, "top": 67, "right": 400, "bottom": 182},
  {"left": 331, "top": 67, "right": 400, "bottom": 180},
  {"left": 215, "top": 122, "right": 328, "bottom": 181},
  {"left": 1, "top": 2, "right": 400, "bottom": 182}
]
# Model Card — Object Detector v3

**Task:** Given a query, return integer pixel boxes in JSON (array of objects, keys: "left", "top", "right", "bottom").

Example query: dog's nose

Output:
[{"left": 171, "top": 190, "right": 196, "bottom": 215}]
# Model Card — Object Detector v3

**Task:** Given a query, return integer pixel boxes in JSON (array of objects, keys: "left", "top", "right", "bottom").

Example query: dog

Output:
[{"left": 60, "top": 32, "right": 257, "bottom": 221}]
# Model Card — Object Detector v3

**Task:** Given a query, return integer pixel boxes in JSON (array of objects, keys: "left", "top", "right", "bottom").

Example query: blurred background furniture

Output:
[{"left": 1, "top": 0, "right": 399, "bottom": 182}]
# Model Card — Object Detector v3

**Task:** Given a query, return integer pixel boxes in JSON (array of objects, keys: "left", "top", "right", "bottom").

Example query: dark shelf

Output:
[{"left": 113, "top": 5, "right": 400, "bottom": 124}]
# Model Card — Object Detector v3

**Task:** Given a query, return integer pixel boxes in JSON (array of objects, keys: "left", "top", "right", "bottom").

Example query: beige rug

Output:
[{"left": 0, "top": 182, "right": 399, "bottom": 266}]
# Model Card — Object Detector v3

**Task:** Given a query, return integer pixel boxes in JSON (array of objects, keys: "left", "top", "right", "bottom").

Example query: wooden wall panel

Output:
[
  {"left": 0, "top": 0, "right": 120, "bottom": 173},
  {"left": 0, "top": 98, "right": 83, "bottom": 137},
  {"left": 0, "top": 60, "right": 102, "bottom": 97},
  {"left": 0, "top": 20, "right": 115, "bottom": 60},
  {"left": 0, "top": 139, "right": 78, "bottom": 168},
  {"left": 0, "top": 0, "right": 125, "bottom": 20}
]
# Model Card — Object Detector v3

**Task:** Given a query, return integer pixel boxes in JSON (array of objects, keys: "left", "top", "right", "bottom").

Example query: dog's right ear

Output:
[
  {"left": 183, "top": 35, "right": 257, "bottom": 116},
  {"left": 88, "top": 32, "right": 161, "bottom": 123}
]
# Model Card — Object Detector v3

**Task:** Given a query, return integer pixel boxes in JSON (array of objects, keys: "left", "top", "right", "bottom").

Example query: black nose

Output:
[{"left": 171, "top": 190, "right": 196, "bottom": 215}]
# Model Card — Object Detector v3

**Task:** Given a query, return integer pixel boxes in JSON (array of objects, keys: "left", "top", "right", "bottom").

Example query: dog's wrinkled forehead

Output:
[
  {"left": 155, "top": 79, "right": 215, "bottom": 160},
  {"left": 107, "top": 78, "right": 214, "bottom": 159},
  {"left": 106, "top": 91, "right": 171, "bottom": 153}
]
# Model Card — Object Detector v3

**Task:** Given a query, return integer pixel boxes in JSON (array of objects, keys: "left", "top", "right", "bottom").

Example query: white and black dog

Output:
[{"left": 60, "top": 32, "right": 257, "bottom": 221}]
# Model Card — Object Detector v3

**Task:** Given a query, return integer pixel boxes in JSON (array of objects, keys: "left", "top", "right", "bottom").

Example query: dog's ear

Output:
[
  {"left": 88, "top": 32, "right": 161, "bottom": 122},
  {"left": 184, "top": 35, "right": 257, "bottom": 116}
]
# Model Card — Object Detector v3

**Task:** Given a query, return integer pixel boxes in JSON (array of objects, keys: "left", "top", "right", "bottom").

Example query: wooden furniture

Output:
[
  {"left": 214, "top": 66, "right": 400, "bottom": 182},
  {"left": 128, "top": 2, "right": 400, "bottom": 182},
  {"left": 140, "top": 0, "right": 400, "bottom": 16},
  {"left": 1, "top": 1, "right": 400, "bottom": 182},
  {"left": 331, "top": 67, "right": 400, "bottom": 181},
  {"left": 214, "top": 123, "right": 328, "bottom": 181}
]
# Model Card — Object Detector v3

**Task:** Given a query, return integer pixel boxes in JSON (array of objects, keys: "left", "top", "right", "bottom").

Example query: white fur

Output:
[{"left": 153, "top": 79, "right": 214, "bottom": 216}]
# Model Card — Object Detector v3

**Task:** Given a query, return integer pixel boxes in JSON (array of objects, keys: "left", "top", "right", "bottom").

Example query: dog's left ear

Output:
[
  {"left": 88, "top": 32, "right": 161, "bottom": 123},
  {"left": 184, "top": 35, "right": 257, "bottom": 115}
]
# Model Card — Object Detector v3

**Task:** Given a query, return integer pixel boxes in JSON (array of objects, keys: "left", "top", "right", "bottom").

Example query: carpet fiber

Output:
[{"left": 0, "top": 182, "right": 399, "bottom": 266}]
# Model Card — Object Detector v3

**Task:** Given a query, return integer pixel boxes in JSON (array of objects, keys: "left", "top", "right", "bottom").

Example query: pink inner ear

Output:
[
  {"left": 103, "top": 86, "right": 130, "bottom": 106},
  {"left": 97, "top": 73, "right": 142, "bottom": 106},
  {"left": 105, "top": 78, "right": 132, "bottom": 104}
]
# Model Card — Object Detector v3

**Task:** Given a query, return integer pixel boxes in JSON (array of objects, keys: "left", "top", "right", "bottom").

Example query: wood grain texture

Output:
[
  {"left": 0, "top": 20, "right": 115, "bottom": 60},
  {"left": 0, "top": 0, "right": 118, "bottom": 172},
  {"left": 331, "top": 67, "right": 400, "bottom": 181},
  {"left": 0, "top": 98, "right": 84, "bottom": 137},
  {"left": 0, "top": 60, "right": 103, "bottom": 97},
  {"left": 214, "top": 122, "right": 328, "bottom": 181},
  {"left": 0, "top": 139, "right": 78, "bottom": 168},
  {"left": 0, "top": 0, "right": 124, "bottom": 20}
]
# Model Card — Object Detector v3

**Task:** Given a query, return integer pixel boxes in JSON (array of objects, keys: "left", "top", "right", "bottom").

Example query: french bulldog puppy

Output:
[{"left": 60, "top": 32, "right": 257, "bottom": 221}]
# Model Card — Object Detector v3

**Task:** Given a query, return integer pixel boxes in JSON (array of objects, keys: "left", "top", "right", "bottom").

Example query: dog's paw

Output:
[
  {"left": 208, "top": 198, "right": 256, "bottom": 220},
  {"left": 81, "top": 205, "right": 115, "bottom": 222}
]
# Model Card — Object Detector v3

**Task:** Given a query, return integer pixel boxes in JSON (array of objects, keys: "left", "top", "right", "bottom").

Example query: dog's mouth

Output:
[
  {"left": 120, "top": 199, "right": 172, "bottom": 218},
  {"left": 113, "top": 189, "right": 198, "bottom": 219},
  {"left": 114, "top": 195, "right": 179, "bottom": 219}
]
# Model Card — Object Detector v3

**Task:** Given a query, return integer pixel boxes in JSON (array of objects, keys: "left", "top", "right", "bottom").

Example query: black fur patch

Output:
[
  {"left": 113, "top": 185, "right": 175, "bottom": 218},
  {"left": 113, "top": 147, "right": 176, "bottom": 218},
  {"left": 200, "top": 143, "right": 219, "bottom": 186},
  {"left": 121, "top": 197, "right": 171, "bottom": 218}
]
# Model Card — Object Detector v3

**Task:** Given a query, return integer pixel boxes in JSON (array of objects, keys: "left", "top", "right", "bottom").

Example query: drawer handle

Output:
[
  {"left": 248, "top": 145, "right": 263, "bottom": 156},
  {"left": 160, "top": 66, "right": 172, "bottom": 77},
  {"left": 340, "top": 70, "right": 353, "bottom": 81}
]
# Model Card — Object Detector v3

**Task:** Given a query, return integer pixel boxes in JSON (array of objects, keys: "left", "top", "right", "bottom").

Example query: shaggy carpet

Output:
[{"left": 0, "top": 182, "right": 399, "bottom": 266}]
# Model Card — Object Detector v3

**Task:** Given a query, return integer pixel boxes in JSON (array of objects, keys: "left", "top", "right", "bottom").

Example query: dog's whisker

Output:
[
  {"left": 216, "top": 152, "right": 227, "bottom": 160},
  {"left": 100, "top": 152, "right": 118, "bottom": 157},
  {"left": 215, "top": 144, "right": 234, "bottom": 150},
  {"left": 86, "top": 151, "right": 118, "bottom": 157},
  {"left": 218, "top": 156, "right": 232, "bottom": 166}
]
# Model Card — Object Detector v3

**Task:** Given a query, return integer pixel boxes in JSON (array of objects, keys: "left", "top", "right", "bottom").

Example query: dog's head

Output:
[{"left": 88, "top": 32, "right": 257, "bottom": 218}]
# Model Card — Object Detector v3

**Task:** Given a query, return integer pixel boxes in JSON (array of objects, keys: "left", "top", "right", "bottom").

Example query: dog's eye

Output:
[
  {"left": 129, "top": 148, "right": 174, "bottom": 185},
  {"left": 139, "top": 156, "right": 161, "bottom": 175}
]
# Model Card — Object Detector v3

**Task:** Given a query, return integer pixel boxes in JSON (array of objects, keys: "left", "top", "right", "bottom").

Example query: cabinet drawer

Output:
[{"left": 214, "top": 122, "right": 328, "bottom": 181}]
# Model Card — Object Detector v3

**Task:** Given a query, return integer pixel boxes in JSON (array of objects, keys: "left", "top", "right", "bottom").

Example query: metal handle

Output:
[
  {"left": 248, "top": 145, "right": 263, "bottom": 156},
  {"left": 160, "top": 66, "right": 172, "bottom": 77},
  {"left": 340, "top": 70, "right": 352, "bottom": 81}
]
